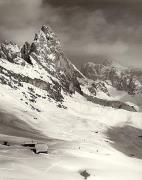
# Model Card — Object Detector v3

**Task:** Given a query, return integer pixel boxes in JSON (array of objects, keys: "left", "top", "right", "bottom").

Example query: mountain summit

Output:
[
  {"left": 81, "top": 60, "right": 142, "bottom": 96},
  {"left": 0, "top": 25, "right": 84, "bottom": 106},
  {"left": 0, "top": 25, "right": 137, "bottom": 113}
]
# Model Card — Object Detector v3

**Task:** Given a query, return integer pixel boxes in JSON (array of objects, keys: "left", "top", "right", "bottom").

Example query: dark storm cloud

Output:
[
  {"left": 43, "top": 0, "right": 142, "bottom": 6},
  {"left": 42, "top": 0, "right": 142, "bottom": 44},
  {"left": 0, "top": 0, "right": 142, "bottom": 67},
  {"left": 41, "top": 0, "right": 142, "bottom": 67}
]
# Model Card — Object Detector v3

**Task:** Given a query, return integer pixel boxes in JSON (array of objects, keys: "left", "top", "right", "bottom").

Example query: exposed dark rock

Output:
[
  {"left": 0, "top": 41, "right": 20, "bottom": 63},
  {"left": 84, "top": 94, "right": 136, "bottom": 112},
  {"left": 21, "top": 42, "right": 33, "bottom": 65},
  {"left": 22, "top": 143, "right": 35, "bottom": 148},
  {"left": 79, "top": 170, "right": 90, "bottom": 180},
  {"left": 81, "top": 61, "right": 142, "bottom": 95},
  {"left": 3, "top": 141, "right": 10, "bottom": 146},
  {"left": 20, "top": 25, "right": 83, "bottom": 99},
  {"left": 88, "top": 81, "right": 109, "bottom": 96},
  {"left": 0, "top": 25, "right": 138, "bottom": 112},
  {"left": 0, "top": 25, "right": 81, "bottom": 103}
]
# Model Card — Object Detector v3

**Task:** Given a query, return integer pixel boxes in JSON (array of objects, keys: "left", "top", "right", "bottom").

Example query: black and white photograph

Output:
[{"left": 0, "top": 0, "right": 142, "bottom": 179}]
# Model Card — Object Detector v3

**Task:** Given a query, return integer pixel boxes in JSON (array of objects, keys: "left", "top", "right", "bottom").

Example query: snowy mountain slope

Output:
[
  {"left": 0, "top": 88, "right": 142, "bottom": 180},
  {"left": 81, "top": 59, "right": 142, "bottom": 111},
  {"left": 79, "top": 78, "right": 136, "bottom": 112},
  {"left": 0, "top": 25, "right": 142, "bottom": 180},
  {"left": 0, "top": 25, "right": 84, "bottom": 104},
  {"left": 0, "top": 25, "right": 136, "bottom": 115},
  {"left": 81, "top": 60, "right": 142, "bottom": 95}
]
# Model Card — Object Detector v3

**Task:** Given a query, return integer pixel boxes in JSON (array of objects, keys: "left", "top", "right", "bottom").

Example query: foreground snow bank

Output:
[{"left": 0, "top": 85, "right": 142, "bottom": 180}]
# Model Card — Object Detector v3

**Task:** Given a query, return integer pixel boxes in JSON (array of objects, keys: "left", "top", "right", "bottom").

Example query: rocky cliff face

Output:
[
  {"left": 0, "top": 25, "right": 84, "bottom": 104},
  {"left": 0, "top": 41, "right": 21, "bottom": 64},
  {"left": 22, "top": 25, "right": 84, "bottom": 94},
  {"left": 0, "top": 25, "right": 136, "bottom": 112},
  {"left": 81, "top": 61, "right": 142, "bottom": 95}
]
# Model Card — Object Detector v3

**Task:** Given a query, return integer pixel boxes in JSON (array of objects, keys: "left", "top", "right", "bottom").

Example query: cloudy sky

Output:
[{"left": 0, "top": 0, "right": 142, "bottom": 68}]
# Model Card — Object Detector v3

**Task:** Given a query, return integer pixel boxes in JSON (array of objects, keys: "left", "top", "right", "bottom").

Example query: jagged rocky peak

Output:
[
  {"left": 21, "top": 41, "right": 32, "bottom": 65},
  {"left": 102, "top": 58, "right": 112, "bottom": 66},
  {"left": 36, "top": 25, "right": 61, "bottom": 46},
  {"left": 21, "top": 25, "right": 84, "bottom": 87},
  {"left": 20, "top": 25, "right": 84, "bottom": 95},
  {"left": 0, "top": 25, "right": 137, "bottom": 111},
  {"left": 81, "top": 60, "right": 112, "bottom": 81},
  {"left": 81, "top": 56, "right": 126, "bottom": 82},
  {"left": 32, "top": 25, "right": 62, "bottom": 55},
  {"left": 0, "top": 25, "right": 84, "bottom": 104},
  {"left": 21, "top": 25, "right": 61, "bottom": 62},
  {"left": 81, "top": 59, "right": 142, "bottom": 95},
  {"left": 40, "top": 25, "right": 82, "bottom": 73},
  {"left": 0, "top": 40, "right": 21, "bottom": 63},
  {"left": 81, "top": 56, "right": 115, "bottom": 81}
]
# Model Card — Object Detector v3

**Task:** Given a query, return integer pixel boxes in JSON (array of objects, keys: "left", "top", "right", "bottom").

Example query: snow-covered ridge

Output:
[
  {"left": 0, "top": 25, "right": 142, "bottom": 180},
  {"left": 81, "top": 60, "right": 142, "bottom": 95},
  {"left": 0, "top": 25, "right": 84, "bottom": 104},
  {"left": 0, "top": 24, "right": 138, "bottom": 114}
]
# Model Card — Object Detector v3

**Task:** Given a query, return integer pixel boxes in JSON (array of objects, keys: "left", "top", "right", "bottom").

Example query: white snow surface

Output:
[
  {"left": 0, "top": 81, "right": 142, "bottom": 180},
  {"left": 0, "top": 26, "right": 141, "bottom": 179},
  {"left": 0, "top": 57, "right": 59, "bottom": 84}
]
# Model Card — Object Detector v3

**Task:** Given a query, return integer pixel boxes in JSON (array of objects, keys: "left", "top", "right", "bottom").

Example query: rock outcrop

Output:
[
  {"left": 0, "top": 25, "right": 83, "bottom": 104},
  {"left": 21, "top": 25, "right": 84, "bottom": 96},
  {"left": 0, "top": 41, "right": 20, "bottom": 63},
  {"left": 0, "top": 25, "right": 136, "bottom": 112},
  {"left": 81, "top": 61, "right": 142, "bottom": 95}
]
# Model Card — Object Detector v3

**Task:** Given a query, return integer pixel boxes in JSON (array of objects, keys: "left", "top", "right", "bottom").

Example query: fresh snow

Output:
[
  {"left": 0, "top": 57, "right": 60, "bottom": 84},
  {"left": 0, "top": 26, "right": 141, "bottom": 180},
  {"left": 0, "top": 82, "right": 142, "bottom": 180}
]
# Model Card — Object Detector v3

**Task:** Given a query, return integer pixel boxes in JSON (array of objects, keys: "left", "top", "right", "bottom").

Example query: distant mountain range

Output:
[
  {"left": 0, "top": 25, "right": 139, "bottom": 113},
  {"left": 81, "top": 59, "right": 142, "bottom": 96}
]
